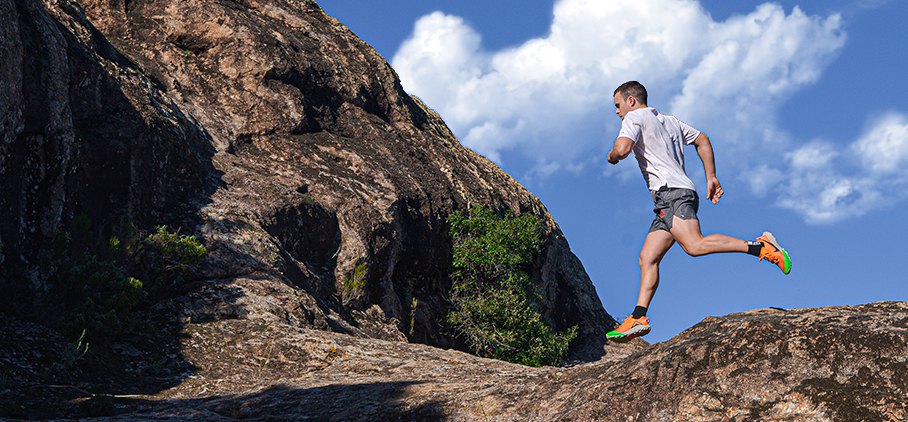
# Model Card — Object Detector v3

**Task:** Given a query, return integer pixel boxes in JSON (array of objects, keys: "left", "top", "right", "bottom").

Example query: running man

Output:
[{"left": 604, "top": 81, "right": 791, "bottom": 342}]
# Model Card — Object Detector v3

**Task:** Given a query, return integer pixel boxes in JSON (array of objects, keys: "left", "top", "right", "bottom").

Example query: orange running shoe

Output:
[
  {"left": 756, "top": 231, "right": 791, "bottom": 275},
  {"left": 606, "top": 315, "right": 651, "bottom": 342}
]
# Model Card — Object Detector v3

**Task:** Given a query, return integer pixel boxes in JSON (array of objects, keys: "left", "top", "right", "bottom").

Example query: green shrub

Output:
[
  {"left": 136, "top": 225, "right": 206, "bottom": 298},
  {"left": 144, "top": 225, "right": 206, "bottom": 265},
  {"left": 55, "top": 252, "right": 146, "bottom": 340},
  {"left": 447, "top": 206, "right": 577, "bottom": 367},
  {"left": 47, "top": 221, "right": 205, "bottom": 342}
]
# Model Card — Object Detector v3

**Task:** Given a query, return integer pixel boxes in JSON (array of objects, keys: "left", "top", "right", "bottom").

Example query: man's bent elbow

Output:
[{"left": 693, "top": 133, "right": 712, "bottom": 149}]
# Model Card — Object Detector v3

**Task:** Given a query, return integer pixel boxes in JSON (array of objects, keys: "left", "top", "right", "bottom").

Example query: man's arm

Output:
[
  {"left": 608, "top": 137, "right": 634, "bottom": 164},
  {"left": 692, "top": 133, "right": 724, "bottom": 203}
]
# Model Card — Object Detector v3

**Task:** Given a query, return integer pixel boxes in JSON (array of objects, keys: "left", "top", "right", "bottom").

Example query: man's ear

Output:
[{"left": 627, "top": 96, "right": 637, "bottom": 107}]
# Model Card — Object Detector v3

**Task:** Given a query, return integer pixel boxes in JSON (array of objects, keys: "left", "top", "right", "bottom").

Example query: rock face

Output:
[
  {"left": 1, "top": 0, "right": 613, "bottom": 356},
  {"left": 0, "top": 0, "right": 220, "bottom": 314},
  {"left": 3, "top": 302, "right": 905, "bottom": 420}
]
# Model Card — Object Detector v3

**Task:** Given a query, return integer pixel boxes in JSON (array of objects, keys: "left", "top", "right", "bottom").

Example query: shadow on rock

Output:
[
  {"left": 18, "top": 382, "right": 444, "bottom": 420},
  {"left": 0, "top": 0, "right": 241, "bottom": 417}
]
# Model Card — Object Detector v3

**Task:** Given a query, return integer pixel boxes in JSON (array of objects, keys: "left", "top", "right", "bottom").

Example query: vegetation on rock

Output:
[
  {"left": 447, "top": 206, "right": 577, "bottom": 367},
  {"left": 45, "top": 219, "right": 206, "bottom": 343},
  {"left": 341, "top": 262, "right": 368, "bottom": 304}
]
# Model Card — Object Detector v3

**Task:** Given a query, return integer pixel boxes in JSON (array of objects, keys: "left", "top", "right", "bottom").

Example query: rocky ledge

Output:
[{"left": 2, "top": 302, "right": 905, "bottom": 420}]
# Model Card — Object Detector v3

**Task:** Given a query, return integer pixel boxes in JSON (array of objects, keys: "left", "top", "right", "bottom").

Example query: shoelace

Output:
[
  {"left": 759, "top": 244, "right": 781, "bottom": 263},
  {"left": 762, "top": 251, "right": 782, "bottom": 263}
]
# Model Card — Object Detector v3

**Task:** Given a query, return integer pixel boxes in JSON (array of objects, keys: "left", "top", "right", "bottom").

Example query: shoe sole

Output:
[
  {"left": 606, "top": 324, "right": 651, "bottom": 342},
  {"left": 760, "top": 231, "right": 792, "bottom": 275}
]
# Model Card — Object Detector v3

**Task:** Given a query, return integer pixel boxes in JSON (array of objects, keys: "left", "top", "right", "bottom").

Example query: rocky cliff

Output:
[{"left": 1, "top": 0, "right": 613, "bottom": 356}]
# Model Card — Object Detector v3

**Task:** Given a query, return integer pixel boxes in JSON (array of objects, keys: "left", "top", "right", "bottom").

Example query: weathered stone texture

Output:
[
  {"left": 3, "top": 302, "right": 904, "bottom": 420},
  {"left": 1, "top": 0, "right": 613, "bottom": 355}
]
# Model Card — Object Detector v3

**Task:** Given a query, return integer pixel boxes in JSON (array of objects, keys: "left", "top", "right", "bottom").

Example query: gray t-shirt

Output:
[{"left": 617, "top": 107, "right": 701, "bottom": 192}]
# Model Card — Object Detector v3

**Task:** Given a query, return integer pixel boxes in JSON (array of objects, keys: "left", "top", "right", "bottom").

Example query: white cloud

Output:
[
  {"left": 392, "top": 12, "right": 486, "bottom": 129},
  {"left": 670, "top": 5, "right": 845, "bottom": 146},
  {"left": 778, "top": 175, "right": 881, "bottom": 224},
  {"left": 853, "top": 113, "right": 908, "bottom": 174},
  {"left": 788, "top": 141, "right": 839, "bottom": 171},
  {"left": 393, "top": 0, "right": 844, "bottom": 167},
  {"left": 774, "top": 113, "right": 908, "bottom": 224},
  {"left": 390, "top": 0, "right": 908, "bottom": 224},
  {"left": 748, "top": 164, "right": 785, "bottom": 197}
]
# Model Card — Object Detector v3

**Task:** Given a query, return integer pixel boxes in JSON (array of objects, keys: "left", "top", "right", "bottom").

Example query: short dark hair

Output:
[{"left": 614, "top": 81, "right": 648, "bottom": 105}]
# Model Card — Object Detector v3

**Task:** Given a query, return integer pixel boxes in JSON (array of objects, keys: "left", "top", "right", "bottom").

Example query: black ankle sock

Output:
[
  {"left": 746, "top": 241, "right": 763, "bottom": 256},
  {"left": 632, "top": 305, "right": 647, "bottom": 318}
]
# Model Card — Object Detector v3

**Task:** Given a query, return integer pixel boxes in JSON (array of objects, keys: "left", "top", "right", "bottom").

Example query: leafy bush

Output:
[
  {"left": 136, "top": 225, "right": 206, "bottom": 298},
  {"left": 47, "top": 221, "right": 205, "bottom": 342},
  {"left": 447, "top": 206, "right": 577, "bottom": 367},
  {"left": 143, "top": 225, "right": 207, "bottom": 265},
  {"left": 54, "top": 252, "right": 146, "bottom": 340}
]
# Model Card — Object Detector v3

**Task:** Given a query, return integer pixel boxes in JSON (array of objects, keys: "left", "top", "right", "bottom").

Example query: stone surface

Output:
[
  {"left": 0, "top": 0, "right": 219, "bottom": 314},
  {"left": 2, "top": 302, "right": 904, "bottom": 420},
  {"left": 1, "top": 0, "right": 613, "bottom": 357}
]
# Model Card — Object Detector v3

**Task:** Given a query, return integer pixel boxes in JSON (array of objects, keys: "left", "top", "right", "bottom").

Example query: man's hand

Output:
[
  {"left": 706, "top": 177, "right": 724, "bottom": 204},
  {"left": 693, "top": 134, "right": 722, "bottom": 204}
]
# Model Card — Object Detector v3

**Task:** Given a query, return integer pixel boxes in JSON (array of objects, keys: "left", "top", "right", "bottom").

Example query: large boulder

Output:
[{"left": 1, "top": 0, "right": 614, "bottom": 358}]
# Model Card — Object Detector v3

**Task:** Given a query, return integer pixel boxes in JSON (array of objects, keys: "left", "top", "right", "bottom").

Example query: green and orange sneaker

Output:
[
  {"left": 606, "top": 315, "right": 651, "bottom": 342},
  {"left": 756, "top": 231, "right": 791, "bottom": 275}
]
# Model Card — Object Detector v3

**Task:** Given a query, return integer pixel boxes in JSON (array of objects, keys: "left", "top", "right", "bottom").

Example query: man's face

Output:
[{"left": 614, "top": 92, "right": 634, "bottom": 120}]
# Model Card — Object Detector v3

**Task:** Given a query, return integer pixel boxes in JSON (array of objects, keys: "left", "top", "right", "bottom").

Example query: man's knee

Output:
[
  {"left": 678, "top": 240, "right": 706, "bottom": 257},
  {"left": 639, "top": 254, "right": 660, "bottom": 268}
]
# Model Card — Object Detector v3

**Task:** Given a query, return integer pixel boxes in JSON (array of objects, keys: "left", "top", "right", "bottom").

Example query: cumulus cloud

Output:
[
  {"left": 392, "top": 0, "right": 844, "bottom": 165},
  {"left": 854, "top": 113, "right": 908, "bottom": 174},
  {"left": 389, "top": 0, "right": 908, "bottom": 224},
  {"left": 776, "top": 113, "right": 908, "bottom": 224},
  {"left": 669, "top": 4, "right": 845, "bottom": 146}
]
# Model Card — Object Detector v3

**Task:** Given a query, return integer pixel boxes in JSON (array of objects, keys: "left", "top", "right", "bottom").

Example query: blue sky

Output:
[{"left": 320, "top": 0, "right": 908, "bottom": 342}]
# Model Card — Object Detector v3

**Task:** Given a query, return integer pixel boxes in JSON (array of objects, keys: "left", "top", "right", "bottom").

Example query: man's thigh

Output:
[{"left": 640, "top": 229, "right": 675, "bottom": 264}]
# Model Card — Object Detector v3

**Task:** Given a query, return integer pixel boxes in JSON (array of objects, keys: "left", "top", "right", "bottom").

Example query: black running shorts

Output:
[{"left": 649, "top": 187, "right": 699, "bottom": 233}]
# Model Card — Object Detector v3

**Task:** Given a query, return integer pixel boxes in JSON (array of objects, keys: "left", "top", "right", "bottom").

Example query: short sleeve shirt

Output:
[{"left": 617, "top": 107, "right": 700, "bottom": 191}]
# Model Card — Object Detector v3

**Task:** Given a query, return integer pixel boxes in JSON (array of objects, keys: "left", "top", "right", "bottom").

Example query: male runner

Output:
[{"left": 604, "top": 81, "right": 791, "bottom": 342}]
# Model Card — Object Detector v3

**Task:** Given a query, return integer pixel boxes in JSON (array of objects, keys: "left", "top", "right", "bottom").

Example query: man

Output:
[{"left": 604, "top": 81, "right": 791, "bottom": 342}]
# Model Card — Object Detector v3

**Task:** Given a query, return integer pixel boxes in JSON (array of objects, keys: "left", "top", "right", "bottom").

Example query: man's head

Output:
[{"left": 613, "top": 81, "right": 648, "bottom": 120}]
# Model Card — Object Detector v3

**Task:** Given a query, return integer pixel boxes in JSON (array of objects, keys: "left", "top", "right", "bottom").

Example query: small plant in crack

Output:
[{"left": 341, "top": 262, "right": 367, "bottom": 304}]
